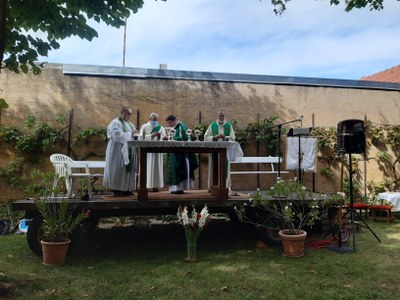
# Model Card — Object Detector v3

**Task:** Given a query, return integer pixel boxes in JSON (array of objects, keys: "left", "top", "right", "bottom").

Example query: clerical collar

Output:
[{"left": 217, "top": 120, "right": 226, "bottom": 125}]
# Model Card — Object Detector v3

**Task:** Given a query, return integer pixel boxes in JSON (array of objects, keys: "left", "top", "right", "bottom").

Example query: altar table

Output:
[{"left": 130, "top": 140, "right": 239, "bottom": 200}]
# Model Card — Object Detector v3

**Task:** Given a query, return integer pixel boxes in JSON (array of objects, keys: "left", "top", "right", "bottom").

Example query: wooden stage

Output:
[{"left": 12, "top": 190, "right": 251, "bottom": 218}]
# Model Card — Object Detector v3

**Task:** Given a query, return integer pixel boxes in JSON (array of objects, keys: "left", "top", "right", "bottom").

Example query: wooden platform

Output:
[
  {"left": 102, "top": 189, "right": 248, "bottom": 201},
  {"left": 12, "top": 190, "right": 250, "bottom": 218}
]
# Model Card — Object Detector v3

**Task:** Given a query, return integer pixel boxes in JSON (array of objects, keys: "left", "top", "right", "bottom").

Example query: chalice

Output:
[
  {"left": 194, "top": 129, "right": 201, "bottom": 142},
  {"left": 169, "top": 128, "right": 176, "bottom": 140},
  {"left": 186, "top": 128, "right": 193, "bottom": 141}
]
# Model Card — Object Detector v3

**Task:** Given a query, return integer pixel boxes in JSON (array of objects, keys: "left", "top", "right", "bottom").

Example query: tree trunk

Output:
[{"left": 0, "top": 0, "right": 7, "bottom": 65}]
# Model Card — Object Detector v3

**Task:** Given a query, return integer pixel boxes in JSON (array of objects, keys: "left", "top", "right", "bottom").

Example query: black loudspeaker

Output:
[{"left": 337, "top": 119, "right": 366, "bottom": 154}]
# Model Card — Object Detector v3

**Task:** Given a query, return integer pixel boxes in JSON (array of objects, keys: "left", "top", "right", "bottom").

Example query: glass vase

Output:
[{"left": 185, "top": 241, "right": 198, "bottom": 263}]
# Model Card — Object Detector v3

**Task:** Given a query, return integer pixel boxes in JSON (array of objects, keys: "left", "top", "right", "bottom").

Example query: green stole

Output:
[
  {"left": 151, "top": 124, "right": 161, "bottom": 133},
  {"left": 211, "top": 121, "right": 231, "bottom": 138},
  {"left": 118, "top": 117, "right": 135, "bottom": 132},
  {"left": 118, "top": 117, "right": 135, "bottom": 172}
]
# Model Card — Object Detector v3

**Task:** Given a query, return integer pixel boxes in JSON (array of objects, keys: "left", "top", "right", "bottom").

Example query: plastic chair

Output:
[{"left": 49, "top": 154, "right": 92, "bottom": 198}]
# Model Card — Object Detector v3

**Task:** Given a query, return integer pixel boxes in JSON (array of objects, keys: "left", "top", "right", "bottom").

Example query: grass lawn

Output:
[{"left": 1, "top": 217, "right": 399, "bottom": 300}]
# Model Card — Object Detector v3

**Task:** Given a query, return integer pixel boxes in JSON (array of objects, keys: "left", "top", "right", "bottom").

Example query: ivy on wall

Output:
[
  {"left": 232, "top": 115, "right": 282, "bottom": 156},
  {"left": 311, "top": 120, "right": 400, "bottom": 201},
  {"left": 0, "top": 114, "right": 107, "bottom": 191},
  {"left": 2, "top": 113, "right": 399, "bottom": 200}
]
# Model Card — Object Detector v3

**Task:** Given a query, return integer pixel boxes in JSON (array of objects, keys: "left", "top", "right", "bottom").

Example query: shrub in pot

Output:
[
  {"left": 25, "top": 169, "right": 84, "bottom": 265},
  {"left": 236, "top": 178, "right": 339, "bottom": 257}
]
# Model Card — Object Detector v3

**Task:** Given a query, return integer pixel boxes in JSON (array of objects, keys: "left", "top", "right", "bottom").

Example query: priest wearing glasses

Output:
[{"left": 104, "top": 106, "right": 137, "bottom": 197}]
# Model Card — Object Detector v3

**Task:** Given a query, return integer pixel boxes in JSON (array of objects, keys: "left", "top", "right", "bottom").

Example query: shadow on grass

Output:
[{"left": 76, "top": 220, "right": 260, "bottom": 259}]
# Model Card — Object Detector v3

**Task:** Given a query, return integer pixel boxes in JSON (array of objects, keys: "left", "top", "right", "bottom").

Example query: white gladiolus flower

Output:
[
  {"left": 198, "top": 205, "right": 210, "bottom": 228},
  {"left": 182, "top": 206, "right": 189, "bottom": 226}
]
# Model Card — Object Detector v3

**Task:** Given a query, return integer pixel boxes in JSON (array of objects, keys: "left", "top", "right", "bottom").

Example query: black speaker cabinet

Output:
[{"left": 337, "top": 119, "right": 366, "bottom": 154}]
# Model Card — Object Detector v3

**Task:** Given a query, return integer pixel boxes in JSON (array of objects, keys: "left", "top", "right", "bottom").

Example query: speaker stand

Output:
[{"left": 328, "top": 153, "right": 381, "bottom": 253}]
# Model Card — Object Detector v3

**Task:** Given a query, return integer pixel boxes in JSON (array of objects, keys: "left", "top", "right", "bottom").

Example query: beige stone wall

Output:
[
  {"left": 1, "top": 64, "right": 400, "bottom": 201},
  {"left": 2, "top": 64, "right": 400, "bottom": 128}
]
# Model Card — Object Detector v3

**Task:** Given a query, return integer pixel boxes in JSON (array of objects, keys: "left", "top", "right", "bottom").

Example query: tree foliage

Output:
[
  {"left": 0, "top": 0, "right": 397, "bottom": 74},
  {"left": 271, "top": 0, "right": 398, "bottom": 15},
  {"left": 0, "top": 0, "right": 149, "bottom": 74}
]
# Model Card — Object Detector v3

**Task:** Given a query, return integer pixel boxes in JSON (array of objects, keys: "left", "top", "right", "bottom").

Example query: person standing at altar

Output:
[
  {"left": 139, "top": 112, "right": 167, "bottom": 192},
  {"left": 204, "top": 109, "right": 236, "bottom": 189},
  {"left": 104, "top": 106, "right": 137, "bottom": 197},
  {"left": 164, "top": 114, "right": 199, "bottom": 194}
]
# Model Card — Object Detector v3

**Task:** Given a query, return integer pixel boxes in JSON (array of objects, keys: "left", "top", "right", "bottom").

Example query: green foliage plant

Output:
[
  {"left": 24, "top": 169, "right": 84, "bottom": 242},
  {"left": 231, "top": 115, "right": 281, "bottom": 155},
  {"left": 1, "top": 0, "right": 148, "bottom": 73},
  {"left": 368, "top": 122, "right": 400, "bottom": 189},
  {"left": 0, "top": 114, "right": 61, "bottom": 155},
  {"left": 0, "top": 200, "right": 24, "bottom": 230},
  {"left": 73, "top": 127, "right": 107, "bottom": 143},
  {"left": 270, "top": 0, "right": 392, "bottom": 15},
  {"left": 236, "top": 178, "right": 336, "bottom": 235}
]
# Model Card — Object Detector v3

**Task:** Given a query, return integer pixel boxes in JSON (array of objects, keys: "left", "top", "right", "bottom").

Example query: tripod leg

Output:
[{"left": 353, "top": 210, "right": 381, "bottom": 242}]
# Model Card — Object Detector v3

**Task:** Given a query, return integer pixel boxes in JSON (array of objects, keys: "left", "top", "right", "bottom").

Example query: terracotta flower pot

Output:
[
  {"left": 278, "top": 229, "right": 307, "bottom": 257},
  {"left": 41, "top": 239, "right": 71, "bottom": 265}
]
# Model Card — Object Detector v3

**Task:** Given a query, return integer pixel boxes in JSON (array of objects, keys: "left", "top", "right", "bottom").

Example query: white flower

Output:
[
  {"left": 181, "top": 206, "right": 189, "bottom": 226},
  {"left": 198, "top": 205, "right": 210, "bottom": 228},
  {"left": 337, "top": 192, "right": 345, "bottom": 197}
]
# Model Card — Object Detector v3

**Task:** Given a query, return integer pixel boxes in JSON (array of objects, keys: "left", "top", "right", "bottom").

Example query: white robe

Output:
[
  {"left": 204, "top": 120, "right": 236, "bottom": 189},
  {"left": 103, "top": 118, "right": 137, "bottom": 191},
  {"left": 139, "top": 122, "right": 167, "bottom": 189}
]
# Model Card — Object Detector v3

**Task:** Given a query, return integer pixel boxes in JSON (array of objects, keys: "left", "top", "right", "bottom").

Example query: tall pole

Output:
[
  {"left": 349, "top": 153, "right": 356, "bottom": 252},
  {"left": 67, "top": 109, "right": 73, "bottom": 157},
  {"left": 122, "top": 18, "right": 127, "bottom": 67}
]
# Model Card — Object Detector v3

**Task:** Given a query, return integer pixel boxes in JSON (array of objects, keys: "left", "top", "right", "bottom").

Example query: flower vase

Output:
[{"left": 185, "top": 241, "right": 198, "bottom": 263}]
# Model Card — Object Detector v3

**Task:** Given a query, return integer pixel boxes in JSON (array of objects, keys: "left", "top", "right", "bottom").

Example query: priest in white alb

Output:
[
  {"left": 139, "top": 112, "right": 167, "bottom": 192},
  {"left": 103, "top": 106, "right": 137, "bottom": 197}
]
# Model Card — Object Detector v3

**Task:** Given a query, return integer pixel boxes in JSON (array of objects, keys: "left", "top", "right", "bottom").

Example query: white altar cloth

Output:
[{"left": 378, "top": 192, "right": 400, "bottom": 212}]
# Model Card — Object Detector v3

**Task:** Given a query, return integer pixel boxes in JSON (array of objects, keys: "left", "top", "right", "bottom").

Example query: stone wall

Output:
[{"left": 1, "top": 64, "right": 400, "bottom": 201}]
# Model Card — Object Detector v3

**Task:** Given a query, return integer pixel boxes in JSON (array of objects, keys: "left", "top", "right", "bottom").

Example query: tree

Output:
[
  {"left": 0, "top": 0, "right": 153, "bottom": 74},
  {"left": 271, "top": 0, "right": 398, "bottom": 15}
]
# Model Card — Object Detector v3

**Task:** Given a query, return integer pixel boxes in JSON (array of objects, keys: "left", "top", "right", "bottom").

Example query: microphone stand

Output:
[{"left": 271, "top": 117, "right": 302, "bottom": 178}]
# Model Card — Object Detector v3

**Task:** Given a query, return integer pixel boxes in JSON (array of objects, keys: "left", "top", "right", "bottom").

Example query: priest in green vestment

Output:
[
  {"left": 204, "top": 109, "right": 236, "bottom": 189},
  {"left": 165, "top": 115, "right": 199, "bottom": 194}
]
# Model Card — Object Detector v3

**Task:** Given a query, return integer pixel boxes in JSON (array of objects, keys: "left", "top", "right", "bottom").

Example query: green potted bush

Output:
[
  {"left": 25, "top": 169, "right": 84, "bottom": 265},
  {"left": 236, "top": 178, "right": 338, "bottom": 257}
]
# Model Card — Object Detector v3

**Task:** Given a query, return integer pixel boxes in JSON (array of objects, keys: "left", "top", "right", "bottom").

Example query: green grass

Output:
[{"left": 1, "top": 219, "right": 400, "bottom": 299}]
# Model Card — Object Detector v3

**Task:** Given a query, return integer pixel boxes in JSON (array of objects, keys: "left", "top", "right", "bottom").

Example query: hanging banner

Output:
[{"left": 286, "top": 137, "right": 317, "bottom": 172}]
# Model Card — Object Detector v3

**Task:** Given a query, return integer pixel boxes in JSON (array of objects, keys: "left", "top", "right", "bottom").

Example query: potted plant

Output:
[
  {"left": 236, "top": 178, "right": 338, "bottom": 257},
  {"left": 25, "top": 169, "right": 84, "bottom": 265}
]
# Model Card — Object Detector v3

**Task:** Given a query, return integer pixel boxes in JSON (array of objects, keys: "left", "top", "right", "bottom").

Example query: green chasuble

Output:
[
  {"left": 211, "top": 121, "right": 232, "bottom": 177},
  {"left": 166, "top": 122, "right": 199, "bottom": 185},
  {"left": 211, "top": 121, "right": 232, "bottom": 139}
]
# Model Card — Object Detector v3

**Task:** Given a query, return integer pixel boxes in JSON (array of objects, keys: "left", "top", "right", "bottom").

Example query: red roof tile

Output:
[{"left": 361, "top": 65, "right": 400, "bottom": 83}]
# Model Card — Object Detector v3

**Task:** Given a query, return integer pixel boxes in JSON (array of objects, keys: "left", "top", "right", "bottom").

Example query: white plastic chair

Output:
[{"left": 49, "top": 154, "right": 92, "bottom": 198}]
